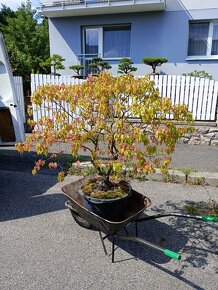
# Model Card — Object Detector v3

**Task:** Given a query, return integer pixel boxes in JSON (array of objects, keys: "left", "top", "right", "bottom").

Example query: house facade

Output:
[{"left": 39, "top": 0, "right": 218, "bottom": 79}]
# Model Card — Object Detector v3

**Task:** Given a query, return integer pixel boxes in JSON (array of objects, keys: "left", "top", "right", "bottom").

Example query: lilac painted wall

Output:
[{"left": 49, "top": 10, "right": 218, "bottom": 79}]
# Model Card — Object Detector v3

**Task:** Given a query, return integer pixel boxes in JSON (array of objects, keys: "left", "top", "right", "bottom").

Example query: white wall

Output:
[{"left": 166, "top": 0, "right": 218, "bottom": 11}]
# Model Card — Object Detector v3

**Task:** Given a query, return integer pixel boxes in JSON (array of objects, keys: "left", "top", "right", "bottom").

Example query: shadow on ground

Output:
[
  {"left": 0, "top": 149, "right": 66, "bottom": 174},
  {"left": 0, "top": 149, "right": 68, "bottom": 222},
  {"left": 94, "top": 200, "right": 218, "bottom": 289},
  {"left": 0, "top": 149, "right": 89, "bottom": 222},
  {"left": 0, "top": 170, "right": 67, "bottom": 222}
]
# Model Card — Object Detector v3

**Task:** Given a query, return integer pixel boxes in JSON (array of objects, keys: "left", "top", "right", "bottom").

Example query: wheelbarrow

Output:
[{"left": 62, "top": 178, "right": 218, "bottom": 263}]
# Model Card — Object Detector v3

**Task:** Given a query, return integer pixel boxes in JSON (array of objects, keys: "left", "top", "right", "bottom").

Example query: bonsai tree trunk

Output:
[{"left": 152, "top": 65, "right": 156, "bottom": 74}]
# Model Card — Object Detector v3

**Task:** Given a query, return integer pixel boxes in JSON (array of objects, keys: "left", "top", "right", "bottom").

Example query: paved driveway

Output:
[{"left": 0, "top": 167, "right": 217, "bottom": 290}]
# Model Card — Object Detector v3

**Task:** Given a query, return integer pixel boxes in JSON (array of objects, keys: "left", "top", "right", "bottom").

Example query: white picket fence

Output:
[
  {"left": 14, "top": 76, "right": 25, "bottom": 122},
  {"left": 31, "top": 74, "right": 218, "bottom": 122}
]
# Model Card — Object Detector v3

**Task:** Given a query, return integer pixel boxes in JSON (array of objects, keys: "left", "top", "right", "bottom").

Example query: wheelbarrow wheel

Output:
[{"left": 69, "top": 209, "right": 93, "bottom": 229}]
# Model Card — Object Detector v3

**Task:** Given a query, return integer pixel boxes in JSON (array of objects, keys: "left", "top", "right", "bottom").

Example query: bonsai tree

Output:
[
  {"left": 88, "top": 57, "right": 111, "bottom": 74},
  {"left": 69, "top": 64, "right": 84, "bottom": 76},
  {"left": 142, "top": 57, "right": 168, "bottom": 74},
  {"left": 16, "top": 72, "right": 193, "bottom": 197},
  {"left": 117, "top": 58, "right": 137, "bottom": 74},
  {"left": 40, "top": 54, "right": 65, "bottom": 75}
]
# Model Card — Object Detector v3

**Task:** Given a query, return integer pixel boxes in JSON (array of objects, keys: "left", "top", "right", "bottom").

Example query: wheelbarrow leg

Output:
[
  {"left": 135, "top": 222, "right": 138, "bottom": 237},
  {"left": 98, "top": 232, "right": 116, "bottom": 262},
  {"left": 112, "top": 237, "right": 115, "bottom": 263},
  {"left": 98, "top": 231, "right": 108, "bottom": 257},
  {"left": 124, "top": 228, "right": 129, "bottom": 236}
]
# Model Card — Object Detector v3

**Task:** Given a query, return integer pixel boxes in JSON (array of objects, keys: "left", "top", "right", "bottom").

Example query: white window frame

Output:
[
  {"left": 186, "top": 20, "right": 218, "bottom": 60},
  {"left": 82, "top": 25, "right": 131, "bottom": 60}
]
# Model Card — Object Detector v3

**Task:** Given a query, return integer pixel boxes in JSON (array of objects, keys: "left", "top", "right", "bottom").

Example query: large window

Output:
[
  {"left": 103, "top": 26, "right": 130, "bottom": 58},
  {"left": 83, "top": 25, "right": 131, "bottom": 59},
  {"left": 188, "top": 21, "right": 218, "bottom": 57}
]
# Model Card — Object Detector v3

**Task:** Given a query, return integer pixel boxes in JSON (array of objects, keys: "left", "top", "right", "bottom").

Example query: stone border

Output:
[{"left": 180, "top": 126, "right": 218, "bottom": 145}]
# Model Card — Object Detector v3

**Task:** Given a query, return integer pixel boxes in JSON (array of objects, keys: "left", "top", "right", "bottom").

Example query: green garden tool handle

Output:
[
  {"left": 137, "top": 213, "right": 218, "bottom": 223},
  {"left": 201, "top": 216, "right": 218, "bottom": 222},
  {"left": 164, "top": 249, "right": 181, "bottom": 260}
]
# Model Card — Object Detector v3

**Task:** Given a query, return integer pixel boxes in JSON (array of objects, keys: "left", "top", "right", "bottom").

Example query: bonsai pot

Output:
[
  {"left": 78, "top": 183, "right": 132, "bottom": 222},
  {"left": 72, "top": 75, "right": 86, "bottom": 79}
]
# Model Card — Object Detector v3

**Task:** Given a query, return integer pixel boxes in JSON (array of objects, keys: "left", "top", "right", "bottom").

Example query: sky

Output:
[{"left": 0, "top": 0, "right": 41, "bottom": 10}]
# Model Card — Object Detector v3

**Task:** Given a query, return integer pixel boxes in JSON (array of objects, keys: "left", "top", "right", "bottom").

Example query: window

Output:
[
  {"left": 212, "top": 23, "right": 218, "bottom": 55},
  {"left": 188, "top": 21, "right": 218, "bottom": 57},
  {"left": 85, "top": 28, "right": 99, "bottom": 54},
  {"left": 83, "top": 25, "right": 131, "bottom": 59},
  {"left": 103, "top": 26, "right": 130, "bottom": 58}
]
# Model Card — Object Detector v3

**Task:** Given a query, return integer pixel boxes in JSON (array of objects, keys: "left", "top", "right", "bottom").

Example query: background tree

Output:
[
  {"left": 183, "top": 70, "right": 213, "bottom": 80},
  {"left": 40, "top": 54, "right": 65, "bottom": 75},
  {"left": 1, "top": 1, "right": 50, "bottom": 94},
  {"left": 0, "top": 4, "right": 15, "bottom": 28},
  {"left": 117, "top": 58, "right": 137, "bottom": 74},
  {"left": 142, "top": 57, "right": 168, "bottom": 74}
]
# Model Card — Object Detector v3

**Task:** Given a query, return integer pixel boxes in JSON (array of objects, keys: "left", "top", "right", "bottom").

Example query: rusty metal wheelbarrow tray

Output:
[{"left": 61, "top": 177, "right": 151, "bottom": 236}]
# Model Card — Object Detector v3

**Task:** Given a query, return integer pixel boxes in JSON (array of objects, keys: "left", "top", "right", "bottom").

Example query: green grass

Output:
[{"left": 184, "top": 201, "right": 218, "bottom": 217}]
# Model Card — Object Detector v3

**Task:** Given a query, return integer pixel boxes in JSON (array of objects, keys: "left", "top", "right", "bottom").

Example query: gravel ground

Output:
[{"left": 0, "top": 170, "right": 217, "bottom": 290}]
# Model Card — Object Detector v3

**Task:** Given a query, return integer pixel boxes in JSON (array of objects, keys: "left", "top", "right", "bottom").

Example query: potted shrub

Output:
[
  {"left": 142, "top": 57, "right": 168, "bottom": 74},
  {"left": 117, "top": 58, "right": 137, "bottom": 74},
  {"left": 88, "top": 57, "right": 111, "bottom": 75},
  {"left": 69, "top": 64, "right": 85, "bottom": 79},
  {"left": 16, "top": 72, "right": 193, "bottom": 220}
]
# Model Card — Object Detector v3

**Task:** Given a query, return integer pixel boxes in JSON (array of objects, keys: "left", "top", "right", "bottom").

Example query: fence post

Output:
[{"left": 216, "top": 105, "right": 218, "bottom": 126}]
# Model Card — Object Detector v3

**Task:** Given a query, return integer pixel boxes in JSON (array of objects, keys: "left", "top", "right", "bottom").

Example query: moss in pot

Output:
[{"left": 79, "top": 176, "right": 132, "bottom": 220}]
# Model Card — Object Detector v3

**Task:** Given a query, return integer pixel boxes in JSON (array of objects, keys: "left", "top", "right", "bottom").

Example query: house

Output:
[{"left": 38, "top": 0, "right": 218, "bottom": 79}]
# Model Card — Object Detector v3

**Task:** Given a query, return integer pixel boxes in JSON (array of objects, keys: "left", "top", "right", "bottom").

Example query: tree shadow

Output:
[
  {"left": 149, "top": 200, "right": 218, "bottom": 262},
  {"left": 0, "top": 149, "right": 62, "bottom": 174},
  {"left": 99, "top": 200, "right": 217, "bottom": 289},
  {"left": 0, "top": 149, "right": 68, "bottom": 221}
]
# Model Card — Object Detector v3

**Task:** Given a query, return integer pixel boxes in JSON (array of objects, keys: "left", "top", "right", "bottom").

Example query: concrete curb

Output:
[
  {"left": 148, "top": 169, "right": 218, "bottom": 187},
  {"left": 188, "top": 171, "right": 218, "bottom": 187},
  {"left": 147, "top": 169, "right": 186, "bottom": 183},
  {"left": 71, "top": 162, "right": 218, "bottom": 187}
]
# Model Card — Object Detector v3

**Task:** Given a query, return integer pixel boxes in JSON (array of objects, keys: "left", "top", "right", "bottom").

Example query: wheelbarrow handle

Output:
[
  {"left": 136, "top": 213, "right": 218, "bottom": 222},
  {"left": 164, "top": 249, "right": 181, "bottom": 260},
  {"left": 201, "top": 215, "right": 218, "bottom": 222},
  {"left": 115, "top": 235, "right": 181, "bottom": 260}
]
